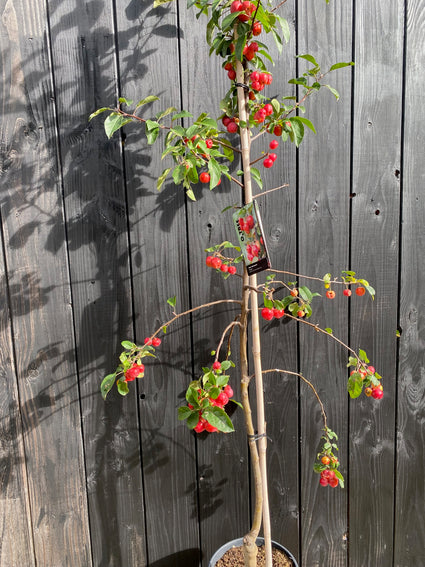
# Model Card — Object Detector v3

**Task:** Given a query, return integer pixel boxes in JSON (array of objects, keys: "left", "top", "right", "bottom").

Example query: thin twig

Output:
[
  {"left": 267, "top": 268, "right": 347, "bottom": 285},
  {"left": 252, "top": 184, "right": 289, "bottom": 199},
  {"left": 215, "top": 320, "right": 242, "bottom": 361},
  {"left": 261, "top": 368, "right": 328, "bottom": 430},
  {"left": 271, "top": 0, "right": 289, "bottom": 12},
  {"left": 151, "top": 299, "right": 242, "bottom": 338},
  {"left": 284, "top": 312, "right": 359, "bottom": 362}
]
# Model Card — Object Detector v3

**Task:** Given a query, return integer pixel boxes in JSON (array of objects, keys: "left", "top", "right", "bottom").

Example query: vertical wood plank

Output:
[
  {"left": 254, "top": 1, "right": 300, "bottom": 558},
  {"left": 0, "top": 238, "right": 35, "bottom": 565},
  {"left": 178, "top": 4, "right": 250, "bottom": 563},
  {"left": 0, "top": 0, "right": 92, "bottom": 564},
  {"left": 115, "top": 0, "right": 200, "bottom": 564},
  {"left": 394, "top": 1, "right": 425, "bottom": 565},
  {"left": 297, "top": 1, "right": 352, "bottom": 565},
  {"left": 47, "top": 0, "right": 146, "bottom": 564},
  {"left": 350, "top": 0, "right": 403, "bottom": 564}
]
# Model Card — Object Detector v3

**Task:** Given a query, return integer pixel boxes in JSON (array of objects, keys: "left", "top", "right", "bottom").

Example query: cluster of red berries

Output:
[
  {"left": 261, "top": 307, "right": 285, "bottom": 320},
  {"left": 192, "top": 364, "right": 234, "bottom": 433},
  {"left": 325, "top": 286, "right": 366, "bottom": 299},
  {"left": 124, "top": 336, "right": 162, "bottom": 382},
  {"left": 351, "top": 364, "right": 384, "bottom": 399},
  {"left": 253, "top": 103, "right": 273, "bottom": 124},
  {"left": 124, "top": 363, "right": 145, "bottom": 382},
  {"left": 319, "top": 469, "right": 339, "bottom": 488},
  {"left": 230, "top": 0, "right": 256, "bottom": 21},
  {"left": 250, "top": 70, "right": 273, "bottom": 92},
  {"left": 206, "top": 255, "right": 237, "bottom": 275},
  {"left": 144, "top": 336, "right": 161, "bottom": 347},
  {"left": 263, "top": 139, "right": 279, "bottom": 169},
  {"left": 222, "top": 115, "right": 238, "bottom": 134},
  {"left": 366, "top": 383, "right": 384, "bottom": 399},
  {"left": 319, "top": 455, "right": 340, "bottom": 487}
]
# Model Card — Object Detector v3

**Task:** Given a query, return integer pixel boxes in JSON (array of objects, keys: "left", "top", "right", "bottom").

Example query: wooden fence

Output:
[{"left": 1, "top": 0, "right": 424, "bottom": 565}]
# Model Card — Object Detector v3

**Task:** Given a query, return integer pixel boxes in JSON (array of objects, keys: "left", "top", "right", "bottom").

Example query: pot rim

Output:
[{"left": 208, "top": 536, "right": 298, "bottom": 567}]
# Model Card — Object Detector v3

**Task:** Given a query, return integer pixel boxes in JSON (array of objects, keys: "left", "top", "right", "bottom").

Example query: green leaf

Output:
[
  {"left": 271, "top": 29, "right": 283, "bottom": 53},
  {"left": 329, "top": 61, "right": 354, "bottom": 72},
  {"left": 271, "top": 99, "right": 280, "bottom": 115},
  {"left": 347, "top": 375, "right": 363, "bottom": 399},
  {"left": 297, "top": 53, "right": 318, "bottom": 67},
  {"left": 221, "top": 11, "right": 241, "bottom": 32},
  {"left": 104, "top": 114, "right": 132, "bottom": 139},
  {"left": 334, "top": 470, "right": 345, "bottom": 488},
  {"left": 294, "top": 116, "right": 316, "bottom": 134},
  {"left": 89, "top": 107, "right": 111, "bottom": 121},
  {"left": 298, "top": 285, "right": 313, "bottom": 302},
  {"left": 118, "top": 97, "right": 133, "bottom": 106},
  {"left": 167, "top": 295, "right": 177, "bottom": 308},
  {"left": 250, "top": 167, "right": 263, "bottom": 190},
  {"left": 208, "top": 156, "right": 222, "bottom": 188},
  {"left": 276, "top": 14, "right": 290, "bottom": 43},
  {"left": 135, "top": 95, "right": 159, "bottom": 109},
  {"left": 157, "top": 168, "right": 172, "bottom": 191},
  {"left": 359, "top": 349, "right": 369, "bottom": 363},
  {"left": 187, "top": 411, "right": 200, "bottom": 429},
  {"left": 325, "top": 328, "right": 333, "bottom": 334},
  {"left": 186, "top": 188, "right": 196, "bottom": 201},
  {"left": 203, "top": 407, "right": 234, "bottom": 433},
  {"left": 288, "top": 77, "right": 307, "bottom": 87},
  {"left": 154, "top": 0, "right": 174, "bottom": 6},
  {"left": 288, "top": 117, "right": 304, "bottom": 147},
  {"left": 221, "top": 143, "right": 234, "bottom": 162},
  {"left": 365, "top": 284, "right": 375, "bottom": 299},
  {"left": 324, "top": 84, "right": 340, "bottom": 100},
  {"left": 117, "top": 379, "right": 129, "bottom": 396},
  {"left": 235, "top": 33, "right": 246, "bottom": 64},
  {"left": 121, "top": 341, "right": 135, "bottom": 350},
  {"left": 172, "top": 164, "right": 186, "bottom": 185},
  {"left": 156, "top": 106, "right": 177, "bottom": 121},
  {"left": 100, "top": 373, "right": 116, "bottom": 400},
  {"left": 178, "top": 406, "right": 195, "bottom": 420},
  {"left": 145, "top": 119, "right": 160, "bottom": 144},
  {"left": 172, "top": 110, "right": 193, "bottom": 121}
]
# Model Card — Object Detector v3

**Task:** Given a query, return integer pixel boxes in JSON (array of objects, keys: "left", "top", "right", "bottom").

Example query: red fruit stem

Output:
[{"left": 235, "top": 44, "right": 273, "bottom": 567}]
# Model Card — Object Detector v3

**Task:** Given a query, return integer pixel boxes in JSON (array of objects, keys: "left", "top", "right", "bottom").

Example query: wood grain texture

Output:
[
  {"left": 349, "top": 0, "right": 403, "bottom": 565},
  {"left": 178, "top": 4, "right": 250, "bottom": 563},
  {"left": 0, "top": 0, "right": 91, "bottom": 564},
  {"left": 47, "top": 0, "right": 147, "bottom": 564},
  {"left": 394, "top": 0, "right": 425, "bottom": 565},
  {"left": 297, "top": 1, "right": 352, "bottom": 565},
  {"left": 115, "top": 0, "right": 200, "bottom": 565},
  {"left": 252, "top": 0, "right": 300, "bottom": 559},
  {"left": 0, "top": 235, "right": 35, "bottom": 566}
]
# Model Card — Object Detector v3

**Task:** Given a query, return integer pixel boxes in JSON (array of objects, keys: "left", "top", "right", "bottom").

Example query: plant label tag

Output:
[{"left": 233, "top": 200, "right": 271, "bottom": 275}]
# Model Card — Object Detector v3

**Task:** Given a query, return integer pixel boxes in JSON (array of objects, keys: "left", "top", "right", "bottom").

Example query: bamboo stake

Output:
[{"left": 235, "top": 55, "right": 273, "bottom": 567}]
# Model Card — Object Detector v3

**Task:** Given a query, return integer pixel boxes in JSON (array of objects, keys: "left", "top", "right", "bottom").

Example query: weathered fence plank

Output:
[
  {"left": 255, "top": 0, "right": 300, "bottom": 558},
  {"left": 297, "top": 1, "right": 352, "bottom": 565},
  {"left": 0, "top": 238, "right": 35, "bottom": 566},
  {"left": 178, "top": 5, "right": 251, "bottom": 563},
  {"left": 47, "top": 0, "right": 146, "bottom": 564},
  {"left": 115, "top": 1, "right": 201, "bottom": 564},
  {"left": 349, "top": 0, "right": 403, "bottom": 564},
  {"left": 394, "top": 0, "right": 425, "bottom": 565},
  {"left": 0, "top": 0, "right": 92, "bottom": 564}
]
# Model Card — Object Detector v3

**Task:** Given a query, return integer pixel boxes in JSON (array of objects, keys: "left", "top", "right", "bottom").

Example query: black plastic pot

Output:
[{"left": 208, "top": 537, "right": 298, "bottom": 567}]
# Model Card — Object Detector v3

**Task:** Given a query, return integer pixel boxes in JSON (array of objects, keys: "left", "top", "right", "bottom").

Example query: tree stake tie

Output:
[
  {"left": 235, "top": 82, "right": 250, "bottom": 91},
  {"left": 248, "top": 432, "right": 271, "bottom": 443}
]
